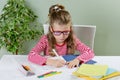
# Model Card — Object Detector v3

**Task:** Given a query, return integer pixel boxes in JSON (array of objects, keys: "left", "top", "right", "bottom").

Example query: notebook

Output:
[
  {"left": 62, "top": 55, "right": 97, "bottom": 64},
  {"left": 73, "top": 64, "right": 108, "bottom": 76}
]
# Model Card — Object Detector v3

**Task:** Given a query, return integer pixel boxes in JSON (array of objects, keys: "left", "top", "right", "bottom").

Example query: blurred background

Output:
[{"left": 0, "top": 0, "right": 120, "bottom": 56}]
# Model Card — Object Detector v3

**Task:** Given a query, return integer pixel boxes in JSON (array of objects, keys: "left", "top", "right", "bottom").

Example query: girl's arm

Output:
[
  {"left": 75, "top": 37, "right": 95, "bottom": 63},
  {"left": 28, "top": 35, "right": 48, "bottom": 65}
]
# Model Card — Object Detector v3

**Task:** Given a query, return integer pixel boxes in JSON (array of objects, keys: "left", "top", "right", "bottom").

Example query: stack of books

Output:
[{"left": 73, "top": 64, "right": 120, "bottom": 80}]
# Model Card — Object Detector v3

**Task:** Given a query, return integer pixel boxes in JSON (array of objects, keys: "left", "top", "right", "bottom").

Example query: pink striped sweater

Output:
[{"left": 28, "top": 35, "right": 94, "bottom": 65}]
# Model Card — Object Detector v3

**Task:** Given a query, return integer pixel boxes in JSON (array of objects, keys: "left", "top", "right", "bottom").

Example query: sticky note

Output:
[{"left": 75, "top": 64, "right": 108, "bottom": 76}]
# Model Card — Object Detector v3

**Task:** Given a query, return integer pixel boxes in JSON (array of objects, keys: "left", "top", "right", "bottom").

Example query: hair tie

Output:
[{"left": 54, "top": 6, "right": 62, "bottom": 12}]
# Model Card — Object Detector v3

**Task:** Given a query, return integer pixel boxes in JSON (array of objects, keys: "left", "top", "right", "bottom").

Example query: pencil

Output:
[
  {"left": 52, "top": 49, "right": 66, "bottom": 62},
  {"left": 37, "top": 71, "right": 62, "bottom": 78},
  {"left": 52, "top": 49, "right": 59, "bottom": 57},
  {"left": 37, "top": 71, "right": 54, "bottom": 78},
  {"left": 44, "top": 71, "right": 62, "bottom": 78}
]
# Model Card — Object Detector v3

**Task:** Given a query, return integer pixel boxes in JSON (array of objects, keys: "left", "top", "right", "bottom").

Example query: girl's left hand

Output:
[{"left": 67, "top": 58, "right": 80, "bottom": 68}]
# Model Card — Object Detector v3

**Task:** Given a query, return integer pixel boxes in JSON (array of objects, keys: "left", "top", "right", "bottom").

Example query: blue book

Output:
[{"left": 62, "top": 55, "right": 96, "bottom": 64}]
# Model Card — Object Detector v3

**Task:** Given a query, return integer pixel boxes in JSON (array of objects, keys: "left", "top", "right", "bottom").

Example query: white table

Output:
[{"left": 0, "top": 55, "right": 120, "bottom": 80}]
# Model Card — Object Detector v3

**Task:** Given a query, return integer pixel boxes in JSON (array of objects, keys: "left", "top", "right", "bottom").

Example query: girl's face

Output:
[{"left": 51, "top": 23, "right": 71, "bottom": 44}]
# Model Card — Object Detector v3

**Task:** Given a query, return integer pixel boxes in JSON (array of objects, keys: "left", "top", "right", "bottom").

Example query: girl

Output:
[{"left": 28, "top": 4, "right": 94, "bottom": 68}]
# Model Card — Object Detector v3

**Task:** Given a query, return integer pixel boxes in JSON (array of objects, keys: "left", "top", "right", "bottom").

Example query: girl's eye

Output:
[
  {"left": 53, "top": 31, "right": 61, "bottom": 35},
  {"left": 63, "top": 31, "right": 70, "bottom": 35},
  {"left": 53, "top": 31, "right": 70, "bottom": 36}
]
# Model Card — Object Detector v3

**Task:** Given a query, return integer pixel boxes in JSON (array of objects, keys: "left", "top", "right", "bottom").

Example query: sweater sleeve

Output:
[
  {"left": 74, "top": 36, "right": 95, "bottom": 63},
  {"left": 28, "top": 35, "right": 48, "bottom": 65}
]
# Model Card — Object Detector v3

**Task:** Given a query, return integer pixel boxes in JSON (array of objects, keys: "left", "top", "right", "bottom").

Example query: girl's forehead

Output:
[
  {"left": 53, "top": 24, "right": 71, "bottom": 31},
  {"left": 52, "top": 22, "right": 71, "bottom": 29}
]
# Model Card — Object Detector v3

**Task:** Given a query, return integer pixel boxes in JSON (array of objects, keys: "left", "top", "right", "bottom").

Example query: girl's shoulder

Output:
[
  {"left": 39, "top": 35, "right": 48, "bottom": 42},
  {"left": 73, "top": 35, "right": 82, "bottom": 43},
  {"left": 40, "top": 35, "right": 47, "bottom": 38}
]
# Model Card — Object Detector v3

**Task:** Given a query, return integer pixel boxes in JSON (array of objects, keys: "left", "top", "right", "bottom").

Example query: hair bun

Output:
[
  {"left": 54, "top": 4, "right": 64, "bottom": 12},
  {"left": 49, "top": 4, "right": 65, "bottom": 15},
  {"left": 54, "top": 6, "right": 61, "bottom": 12}
]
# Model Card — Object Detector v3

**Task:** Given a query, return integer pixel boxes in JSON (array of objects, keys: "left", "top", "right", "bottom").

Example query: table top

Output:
[{"left": 0, "top": 55, "right": 120, "bottom": 80}]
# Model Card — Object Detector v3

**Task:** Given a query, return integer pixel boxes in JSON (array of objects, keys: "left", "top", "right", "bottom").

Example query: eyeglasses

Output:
[
  {"left": 53, "top": 31, "right": 70, "bottom": 36},
  {"left": 51, "top": 27, "right": 70, "bottom": 36}
]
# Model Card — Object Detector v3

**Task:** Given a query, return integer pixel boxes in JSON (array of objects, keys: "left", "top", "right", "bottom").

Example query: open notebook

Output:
[
  {"left": 48, "top": 55, "right": 96, "bottom": 65},
  {"left": 62, "top": 55, "right": 97, "bottom": 64}
]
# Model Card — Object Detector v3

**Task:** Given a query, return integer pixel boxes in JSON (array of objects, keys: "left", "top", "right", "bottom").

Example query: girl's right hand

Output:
[{"left": 46, "top": 58, "right": 66, "bottom": 67}]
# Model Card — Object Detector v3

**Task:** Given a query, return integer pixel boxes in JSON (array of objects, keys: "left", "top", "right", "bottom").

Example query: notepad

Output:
[
  {"left": 75, "top": 64, "right": 108, "bottom": 76},
  {"left": 106, "top": 68, "right": 117, "bottom": 75},
  {"left": 92, "top": 68, "right": 118, "bottom": 79},
  {"left": 62, "top": 55, "right": 97, "bottom": 64},
  {"left": 73, "top": 63, "right": 120, "bottom": 80},
  {"left": 62, "top": 55, "right": 78, "bottom": 61},
  {"left": 48, "top": 55, "right": 97, "bottom": 65}
]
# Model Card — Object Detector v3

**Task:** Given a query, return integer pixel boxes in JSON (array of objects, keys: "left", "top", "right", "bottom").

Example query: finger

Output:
[
  {"left": 71, "top": 64, "right": 76, "bottom": 68},
  {"left": 56, "top": 63, "right": 64, "bottom": 67},
  {"left": 58, "top": 60, "right": 66, "bottom": 64},
  {"left": 65, "top": 62, "right": 69, "bottom": 65},
  {"left": 61, "top": 60, "right": 66, "bottom": 63},
  {"left": 68, "top": 63, "right": 77, "bottom": 68},
  {"left": 56, "top": 60, "right": 65, "bottom": 67},
  {"left": 76, "top": 64, "right": 79, "bottom": 67},
  {"left": 67, "top": 63, "right": 73, "bottom": 68}
]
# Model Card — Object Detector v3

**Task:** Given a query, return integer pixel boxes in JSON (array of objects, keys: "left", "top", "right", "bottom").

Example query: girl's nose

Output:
[{"left": 59, "top": 33, "right": 65, "bottom": 37}]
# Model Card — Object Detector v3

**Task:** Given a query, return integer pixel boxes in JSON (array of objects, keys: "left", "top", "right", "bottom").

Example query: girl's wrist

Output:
[
  {"left": 46, "top": 58, "right": 55, "bottom": 66},
  {"left": 46, "top": 58, "right": 51, "bottom": 65}
]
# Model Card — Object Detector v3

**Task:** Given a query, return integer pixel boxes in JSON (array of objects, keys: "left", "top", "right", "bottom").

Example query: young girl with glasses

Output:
[{"left": 28, "top": 4, "right": 94, "bottom": 68}]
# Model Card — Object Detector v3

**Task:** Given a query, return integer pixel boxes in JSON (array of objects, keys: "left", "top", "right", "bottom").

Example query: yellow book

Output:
[
  {"left": 73, "top": 71, "right": 97, "bottom": 80},
  {"left": 73, "top": 64, "right": 120, "bottom": 80},
  {"left": 74, "top": 64, "right": 108, "bottom": 76}
]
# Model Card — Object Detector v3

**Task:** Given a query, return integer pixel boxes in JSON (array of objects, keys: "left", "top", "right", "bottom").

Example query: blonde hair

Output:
[{"left": 47, "top": 4, "right": 75, "bottom": 56}]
